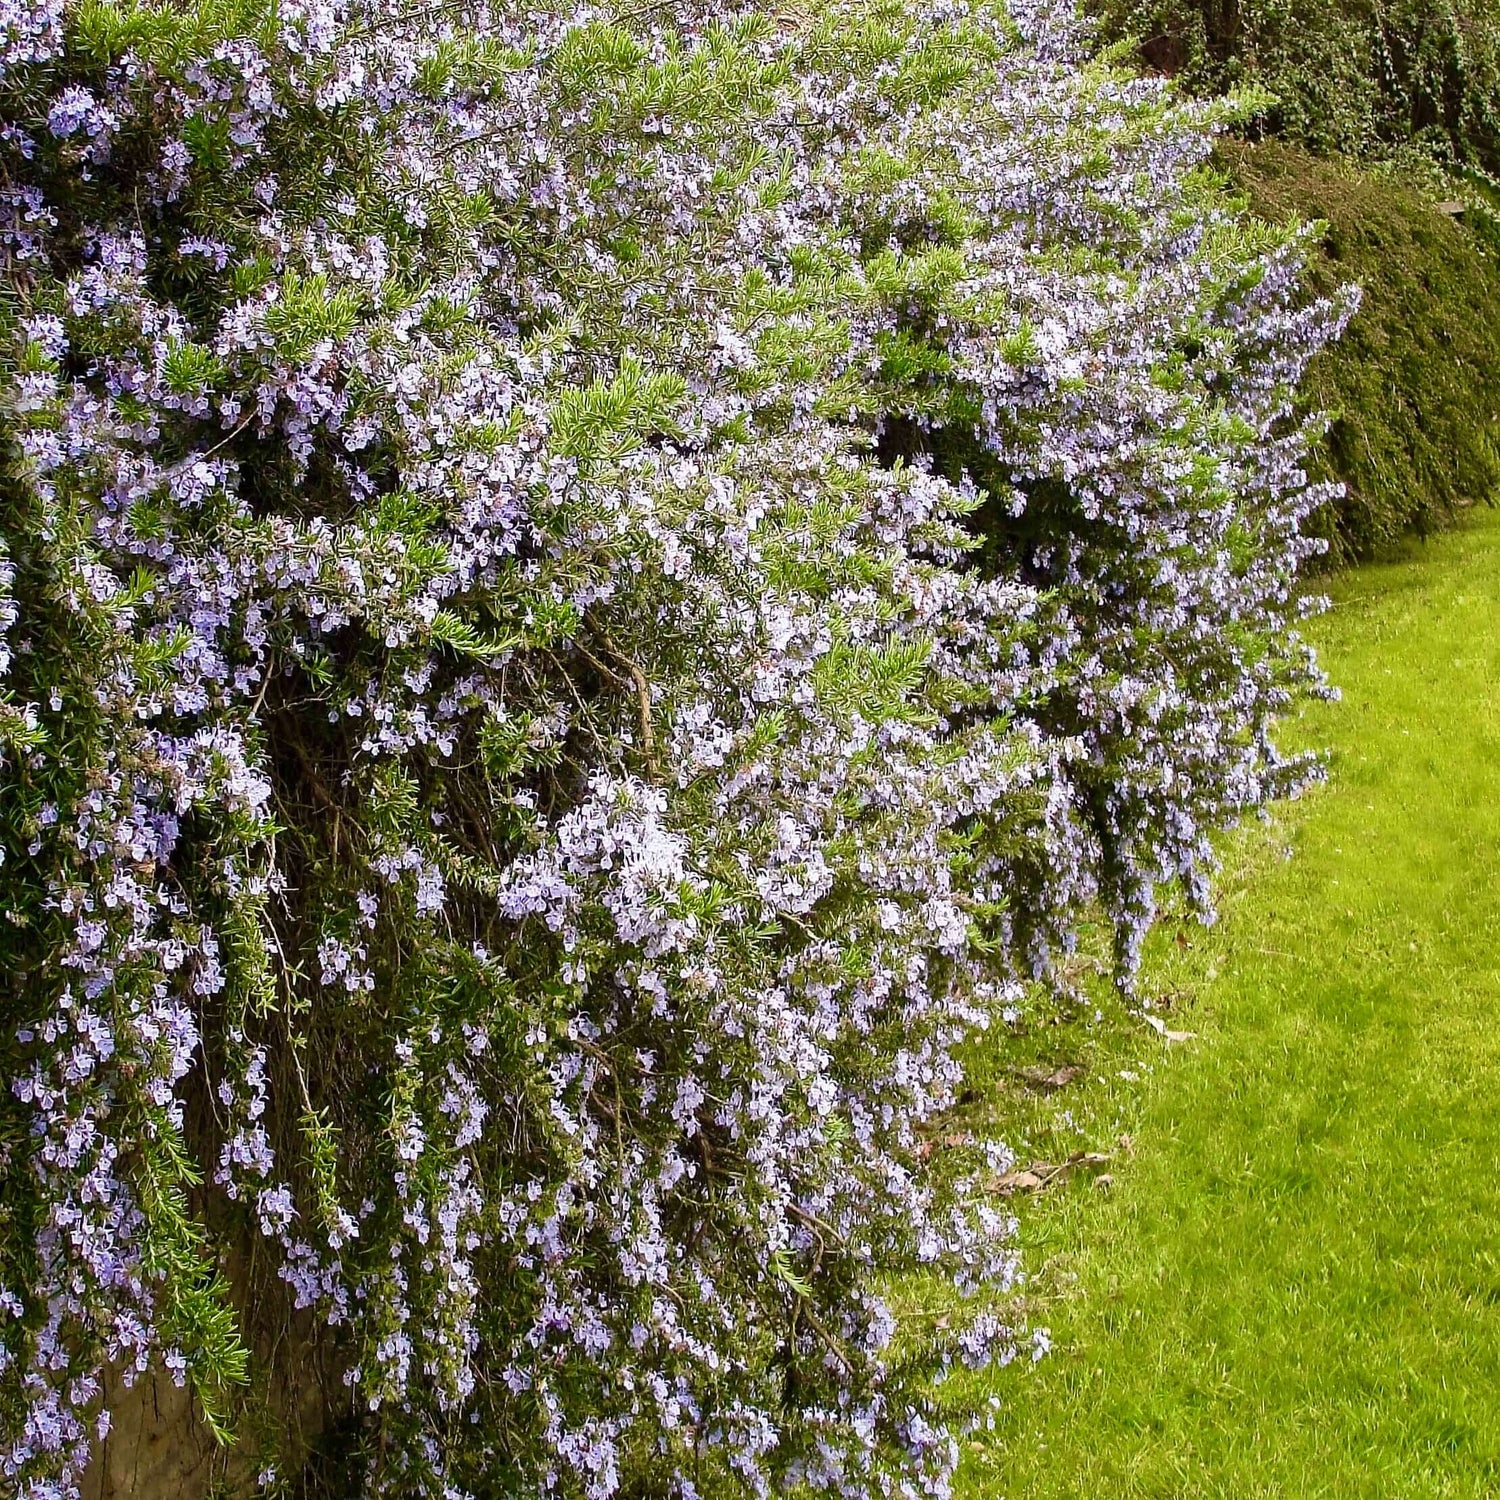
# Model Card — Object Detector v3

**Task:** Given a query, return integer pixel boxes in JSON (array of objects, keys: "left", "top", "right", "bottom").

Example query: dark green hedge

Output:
[
  {"left": 1224, "top": 140, "right": 1500, "bottom": 560},
  {"left": 1093, "top": 0, "right": 1500, "bottom": 178},
  {"left": 1086, "top": 1, "right": 1500, "bottom": 560}
]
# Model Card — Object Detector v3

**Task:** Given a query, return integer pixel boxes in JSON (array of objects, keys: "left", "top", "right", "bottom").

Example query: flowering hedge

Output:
[{"left": 0, "top": 0, "right": 1347, "bottom": 1495}]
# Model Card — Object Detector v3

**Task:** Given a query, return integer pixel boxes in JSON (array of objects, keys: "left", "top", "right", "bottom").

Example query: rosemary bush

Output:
[{"left": 0, "top": 0, "right": 1345, "bottom": 1494}]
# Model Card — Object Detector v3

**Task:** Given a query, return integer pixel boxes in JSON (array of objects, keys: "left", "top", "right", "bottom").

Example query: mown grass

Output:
[{"left": 960, "top": 505, "right": 1500, "bottom": 1497}]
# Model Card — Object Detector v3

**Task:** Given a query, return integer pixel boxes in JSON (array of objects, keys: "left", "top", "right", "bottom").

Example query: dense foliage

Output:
[
  {"left": 1092, "top": 0, "right": 1500, "bottom": 181},
  {"left": 0, "top": 0, "right": 1345, "bottom": 1495},
  {"left": 1224, "top": 141, "right": 1500, "bottom": 559},
  {"left": 1087, "top": 0, "right": 1500, "bottom": 556}
]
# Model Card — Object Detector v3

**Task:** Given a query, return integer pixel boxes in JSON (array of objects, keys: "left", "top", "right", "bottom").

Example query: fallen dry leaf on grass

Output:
[
  {"left": 914, "top": 1131, "right": 973, "bottom": 1162},
  {"left": 993, "top": 1151, "right": 1112, "bottom": 1195},
  {"left": 1142, "top": 1013, "right": 1196, "bottom": 1044},
  {"left": 1015, "top": 1063, "right": 1085, "bottom": 1093},
  {"left": 994, "top": 1168, "right": 1046, "bottom": 1193}
]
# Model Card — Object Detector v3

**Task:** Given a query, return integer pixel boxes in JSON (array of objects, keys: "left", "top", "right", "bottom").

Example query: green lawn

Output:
[{"left": 964, "top": 506, "right": 1500, "bottom": 1498}]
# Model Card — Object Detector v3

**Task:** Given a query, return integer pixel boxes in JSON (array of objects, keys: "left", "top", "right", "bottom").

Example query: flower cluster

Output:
[{"left": 0, "top": 0, "right": 1346, "bottom": 1495}]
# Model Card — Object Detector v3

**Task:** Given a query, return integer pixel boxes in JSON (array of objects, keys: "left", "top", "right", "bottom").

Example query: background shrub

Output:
[
  {"left": 1091, "top": 0, "right": 1500, "bottom": 177},
  {"left": 1223, "top": 140, "right": 1500, "bottom": 559},
  {"left": 1087, "top": 0, "right": 1500, "bottom": 558},
  {"left": 0, "top": 1, "right": 1342, "bottom": 1496}
]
